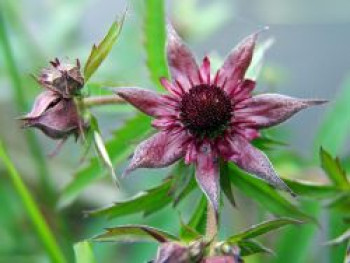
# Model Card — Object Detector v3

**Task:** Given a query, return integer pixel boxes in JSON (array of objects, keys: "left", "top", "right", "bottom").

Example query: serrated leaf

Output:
[
  {"left": 238, "top": 239, "right": 274, "bottom": 256},
  {"left": 93, "top": 225, "right": 179, "bottom": 243},
  {"left": 144, "top": 0, "right": 169, "bottom": 90},
  {"left": 74, "top": 241, "right": 96, "bottom": 263},
  {"left": 58, "top": 114, "right": 151, "bottom": 208},
  {"left": 315, "top": 75, "right": 350, "bottom": 156},
  {"left": 228, "top": 164, "right": 313, "bottom": 222},
  {"left": 284, "top": 178, "right": 339, "bottom": 199},
  {"left": 320, "top": 148, "right": 349, "bottom": 189},
  {"left": 325, "top": 229, "right": 350, "bottom": 246},
  {"left": 227, "top": 218, "right": 302, "bottom": 243},
  {"left": 84, "top": 13, "right": 125, "bottom": 81}
]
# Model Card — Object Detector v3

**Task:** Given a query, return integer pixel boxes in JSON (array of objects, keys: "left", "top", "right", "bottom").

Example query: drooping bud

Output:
[
  {"left": 38, "top": 58, "right": 84, "bottom": 98},
  {"left": 20, "top": 90, "right": 83, "bottom": 140}
]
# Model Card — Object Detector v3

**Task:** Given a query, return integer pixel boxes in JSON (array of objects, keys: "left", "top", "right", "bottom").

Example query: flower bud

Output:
[{"left": 38, "top": 58, "right": 84, "bottom": 98}]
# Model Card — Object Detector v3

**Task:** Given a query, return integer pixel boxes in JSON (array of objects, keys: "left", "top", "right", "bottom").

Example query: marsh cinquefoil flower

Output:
[
  {"left": 116, "top": 25, "right": 326, "bottom": 212},
  {"left": 21, "top": 59, "right": 85, "bottom": 140}
]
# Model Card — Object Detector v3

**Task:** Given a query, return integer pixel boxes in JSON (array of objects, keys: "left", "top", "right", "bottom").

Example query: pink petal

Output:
[
  {"left": 166, "top": 24, "right": 200, "bottom": 90},
  {"left": 199, "top": 56, "right": 211, "bottom": 84},
  {"left": 194, "top": 143, "right": 220, "bottom": 213},
  {"left": 124, "top": 131, "right": 187, "bottom": 175},
  {"left": 115, "top": 87, "right": 172, "bottom": 117},
  {"left": 234, "top": 94, "right": 327, "bottom": 129},
  {"left": 219, "top": 135, "right": 294, "bottom": 195},
  {"left": 160, "top": 77, "right": 184, "bottom": 97},
  {"left": 230, "top": 79, "right": 256, "bottom": 102},
  {"left": 218, "top": 33, "right": 257, "bottom": 92}
]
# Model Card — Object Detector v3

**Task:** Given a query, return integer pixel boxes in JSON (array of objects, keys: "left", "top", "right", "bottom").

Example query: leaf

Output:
[
  {"left": 84, "top": 13, "right": 125, "bottom": 81},
  {"left": 252, "top": 135, "right": 287, "bottom": 151},
  {"left": 325, "top": 229, "right": 350, "bottom": 246},
  {"left": 0, "top": 141, "right": 66, "bottom": 263},
  {"left": 238, "top": 240, "right": 274, "bottom": 256},
  {"left": 93, "top": 225, "right": 179, "bottom": 243},
  {"left": 220, "top": 162, "right": 236, "bottom": 207},
  {"left": 74, "top": 241, "right": 96, "bottom": 263},
  {"left": 144, "top": 0, "right": 169, "bottom": 90},
  {"left": 283, "top": 178, "right": 339, "bottom": 198},
  {"left": 228, "top": 163, "right": 313, "bottom": 221},
  {"left": 58, "top": 114, "right": 151, "bottom": 208},
  {"left": 246, "top": 38, "right": 275, "bottom": 81},
  {"left": 315, "top": 75, "right": 350, "bottom": 156},
  {"left": 320, "top": 148, "right": 349, "bottom": 189},
  {"left": 326, "top": 193, "right": 350, "bottom": 213},
  {"left": 227, "top": 218, "right": 302, "bottom": 243}
]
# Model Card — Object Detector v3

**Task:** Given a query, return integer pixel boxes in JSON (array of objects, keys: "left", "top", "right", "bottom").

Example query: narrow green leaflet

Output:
[
  {"left": 320, "top": 148, "right": 349, "bottom": 189},
  {"left": 58, "top": 114, "right": 151, "bottom": 208},
  {"left": 220, "top": 162, "right": 236, "bottom": 207},
  {"left": 315, "top": 75, "right": 350, "bottom": 156},
  {"left": 0, "top": 141, "right": 66, "bottom": 263},
  {"left": 74, "top": 241, "right": 96, "bottom": 263},
  {"left": 284, "top": 178, "right": 338, "bottom": 198},
  {"left": 227, "top": 218, "right": 302, "bottom": 243},
  {"left": 84, "top": 13, "right": 125, "bottom": 81},
  {"left": 326, "top": 229, "right": 350, "bottom": 246},
  {"left": 144, "top": 0, "right": 169, "bottom": 90},
  {"left": 228, "top": 164, "right": 313, "bottom": 221},
  {"left": 246, "top": 38, "right": 275, "bottom": 81},
  {"left": 93, "top": 225, "right": 179, "bottom": 243},
  {"left": 238, "top": 240, "right": 274, "bottom": 256}
]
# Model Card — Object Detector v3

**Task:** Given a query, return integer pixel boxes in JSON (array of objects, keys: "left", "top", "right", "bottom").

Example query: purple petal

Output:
[
  {"left": 166, "top": 24, "right": 200, "bottom": 90},
  {"left": 234, "top": 94, "right": 327, "bottom": 128},
  {"left": 219, "top": 135, "right": 294, "bottom": 195},
  {"left": 194, "top": 143, "right": 220, "bottom": 213},
  {"left": 115, "top": 87, "right": 173, "bottom": 117},
  {"left": 218, "top": 33, "right": 257, "bottom": 91},
  {"left": 22, "top": 90, "right": 60, "bottom": 119},
  {"left": 124, "top": 131, "right": 187, "bottom": 175},
  {"left": 154, "top": 243, "right": 190, "bottom": 263},
  {"left": 199, "top": 56, "right": 211, "bottom": 84}
]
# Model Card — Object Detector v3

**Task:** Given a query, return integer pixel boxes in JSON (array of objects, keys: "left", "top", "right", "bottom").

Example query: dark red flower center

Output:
[{"left": 180, "top": 84, "right": 232, "bottom": 138}]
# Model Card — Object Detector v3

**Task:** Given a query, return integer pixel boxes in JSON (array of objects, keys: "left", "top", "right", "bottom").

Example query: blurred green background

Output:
[{"left": 0, "top": 0, "right": 350, "bottom": 262}]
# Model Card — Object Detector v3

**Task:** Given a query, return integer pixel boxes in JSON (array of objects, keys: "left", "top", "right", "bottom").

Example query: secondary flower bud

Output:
[{"left": 38, "top": 58, "right": 84, "bottom": 98}]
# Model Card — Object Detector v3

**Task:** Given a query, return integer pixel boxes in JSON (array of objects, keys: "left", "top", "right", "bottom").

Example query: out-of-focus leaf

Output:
[
  {"left": 326, "top": 229, "right": 350, "bottom": 246},
  {"left": 315, "top": 76, "right": 350, "bottom": 156},
  {"left": 284, "top": 178, "right": 339, "bottom": 198},
  {"left": 144, "top": 0, "right": 169, "bottom": 90},
  {"left": 252, "top": 135, "right": 287, "bottom": 151},
  {"left": 93, "top": 225, "right": 179, "bottom": 243},
  {"left": 228, "top": 164, "right": 313, "bottom": 222},
  {"left": 329, "top": 210, "right": 348, "bottom": 262},
  {"left": 345, "top": 242, "right": 350, "bottom": 263},
  {"left": 320, "top": 148, "right": 349, "bottom": 189},
  {"left": 74, "top": 241, "right": 96, "bottom": 263},
  {"left": 169, "top": 161, "right": 194, "bottom": 205},
  {"left": 84, "top": 13, "right": 125, "bottom": 81},
  {"left": 0, "top": 141, "right": 66, "bottom": 263},
  {"left": 246, "top": 38, "right": 275, "bottom": 81},
  {"left": 238, "top": 240, "right": 274, "bottom": 256},
  {"left": 327, "top": 193, "right": 350, "bottom": 213},
  {"left": 58, "top": 114, "right": 151, "bottom": 208},
  {"left": 227, "top": 218, "right": 301, "bottom": 243},
  {"left": 180, "top": 195, "right": 206, "bottom": 241},
  {"left": 220, "top": 162, "right": 236, "bottom": 207}
]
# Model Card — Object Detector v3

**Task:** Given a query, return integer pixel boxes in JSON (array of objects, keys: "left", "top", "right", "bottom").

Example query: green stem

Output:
[
  {"left": 0, "top": 141, "right": 67, "bottom": 263},
  {"left": 0, "top": 10, "right": 54, "bottom": 201},
  {"left": 206, "top": 203, "right": 218, "bottom": 255},
  {"left": 83, "top": 95, "right": 125, "bottom": 107}
]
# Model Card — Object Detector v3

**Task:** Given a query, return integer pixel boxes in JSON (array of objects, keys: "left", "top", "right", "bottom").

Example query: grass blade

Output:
[{"left": 74, "top": 241, "right": 96, "bottom": 263}]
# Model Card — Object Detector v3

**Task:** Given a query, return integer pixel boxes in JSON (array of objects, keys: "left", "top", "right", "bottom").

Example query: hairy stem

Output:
[
  {"left": 83, "top": 95, "right": 125, "bottom": 107},
  {"left": 206, "top": 203, "right": 218, "bottom": 241}
]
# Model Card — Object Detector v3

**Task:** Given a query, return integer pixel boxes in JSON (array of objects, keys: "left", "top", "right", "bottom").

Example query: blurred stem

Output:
[
  {"left": 0, "top": 10, "right": 55, "bottom": 201},
  {"left": 0, "top": 141, "right": 67, "bottom": 263},
  {"left": 206, "top": 202, "right": 218, "bottom": 253},
  {"left": 83, "top": 95, "right": 125, "bottom": 107}
]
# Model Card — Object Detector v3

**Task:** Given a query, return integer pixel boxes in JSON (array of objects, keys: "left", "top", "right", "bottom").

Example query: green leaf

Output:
[
  {"left": 220, "top": 162, "right": 236, "bottom": 207},
  {"left": 227, "top": 218, "right": 302, "bottom": 243},
  {"left": 238, "top": 240, "right": 274, "bottom": 256},
  {"left": 228, "top": 164, "right": 313, "bottom": 221},
  {"left": 58, "top": 114, "right": 151, "bottom": 208},
  {"left": 74, "top": 241, "right": 96, "bottom": 263},
  {"left": 320, "top": 148, "right": 349, "bottom": 189},
  {"left": 315, "top": 75, "right": 350, "bottom": 156},
  {"left": 93, "top": 225, "right": 179, "bottom": 243},
  {"left": 325, "top": 229, "right": 350, "bottom": 246},
  {"left": 84, "top": 13, "right": 125, "bottom": 81},
  {"left": 144, "top": 0, "right": 169, "bottom": 90},
  {"left": 284, "top": 178, "right": 339, "bottom": 198},
  {"left": 0, "top": 141, "right": 66, "bottom": 263},
  {"left": 326, "top": 193, "right": 350, "bottom": 213}
]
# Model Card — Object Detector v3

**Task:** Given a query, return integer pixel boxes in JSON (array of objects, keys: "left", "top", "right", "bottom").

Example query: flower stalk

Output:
[{"left": 83, "top": 95, "right": 125, "bottom": 107}]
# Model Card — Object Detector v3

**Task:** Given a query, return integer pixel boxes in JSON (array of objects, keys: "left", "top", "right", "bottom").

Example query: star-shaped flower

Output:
[{"left": 115, "top": 25, "right": 326, "bottom": 213}]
